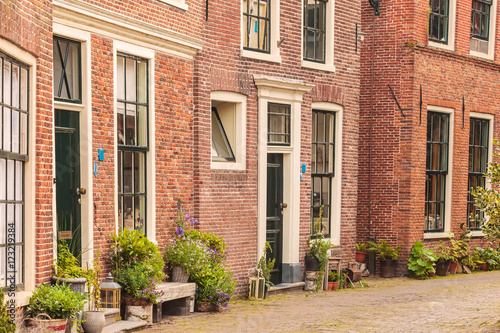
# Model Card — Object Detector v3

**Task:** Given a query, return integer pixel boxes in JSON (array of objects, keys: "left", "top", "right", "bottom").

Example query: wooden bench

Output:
[{"left": 153, "top": 282, "right": 196, "bottom": 321}]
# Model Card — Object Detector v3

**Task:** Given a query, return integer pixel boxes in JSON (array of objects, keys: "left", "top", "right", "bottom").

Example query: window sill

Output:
[
  {"left": 428, "top": 40, "right": 454, "bottom": 52},
  {"left": 423, "top": 232, "right": 451, "bottom": 240},
  {"left": 6, "top": 290, "right": 32, "bottom": 308},
  {"left": 157, "top": 0, "right": 188, "bottom": 11},
  {"left": 241, "top": 49, "right": 281, "bottom": 64},
  {"left": 211, "top": 160, "right": 245, "bottom": 171},
  {"left": 301, "top": 60, "right": 335, "bottom": 72},
  {"left": 468, "top": 230, "right": 486, "bottom": 238},
  {"left": 470, "top": 50, "right": 494, "bottom": 61}
]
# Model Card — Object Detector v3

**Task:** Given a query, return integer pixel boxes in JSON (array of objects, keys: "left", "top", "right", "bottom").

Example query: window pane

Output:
[
  {"left": 134, "top": 196, "right": 145, "bottom": 233},
  {"left": 67, "top": 42, "right": 80, "bottom": 101},
  {"left": 311, "top": 143, "right": 316, "bottom": 173},
  {"left": 122, "top": 151, "right": 133, "bottom": 194},
  {"left": 137, "top": 106, "right": 147, "bottom": 147},
  {"left": 3, "top": 107, "right": 10, "bottom": 151},
  {"left": 123, "top": 195, "right": 133, "bottom": 230},
  {"left": 134, "top": 152, "right": 145, "bottom": 193},
  {"left": 20, "top": 68, "right": 27, "bottom": 111},
  {"left": 317, "top": 112, "right": 325, "bottom": 142},
  {"left": 321, "top": 177, "right": 329, "bottom": 206},
  {"left": 117, "top": 102, "right": 125, "bottom": 145},
  {"left": 12, "top": 65, "right": 19, "bottom": 109},
  {"left": 0, "top": 247, "right": 5, "bottom": 288},
  {"left": 137, "top": 61, "right": 147, "bottom": 104},
  {"left": 6, "top": 159, "right": 14, "bottom": 201},
  {"left": 0, "top": 204, "right": 5, "bottom": 244},
  {"left": 0, "top": 159, "right": 5, "bottom": 200},
  {"left": 20, "top": 112, "right": 27, "bottom": 154},
  {"left": 12, "top": 110, "right": 19, "bottom": 154},
  {"left": 211, "top": 108, "right": 234, "bottom": 160},
  {"left": 4, "top": 60, "right": 11, "bottom": 105},
  {"left": 117, "top": 56, "right": 125, "bottom": 100},
  {"left": 15, "top": 204, "right": 22, "bottom": 243},
  {"left": 126, "top": 58, "right": 136, "bottom": 101},
  {"left": 126, "top": 104, "right": 136, "bottom": 145},
  {"left": 15, "top": 161, "right": 22, "bottom": 201}
]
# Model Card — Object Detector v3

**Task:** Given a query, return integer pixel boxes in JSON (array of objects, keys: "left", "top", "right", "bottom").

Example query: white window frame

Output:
[
  {"left": 311, "top": 102, "right": 342, "bottom": 245},
  {"left": 211, "top": 91, "right": 247, "bottom": 171},
  {"left": 113, "top": 41, "right": 156, "bottom": 242},
  {"left": 0, "top": 37, "right": 36, "bottom": 306},
  {"left": 428, "top": 0, "right": 457, "bottom": 51},
  {"left": 241, "top": 0, "right": 282, "bottom": 63},
  {"left": 157, "top": 0, "right": 188, "bottom": 11},
  {"left": 468, "top": 112, "right": 494, "bottom": 238},
  {"left": 424, "top": 106, "right": 454, "bottom": 239},
  {"left": 470, "top": 0, "right": 497, "bottom": 60},
  {"left": 301, "top": 0, "right": 335, "bottom": 72}
]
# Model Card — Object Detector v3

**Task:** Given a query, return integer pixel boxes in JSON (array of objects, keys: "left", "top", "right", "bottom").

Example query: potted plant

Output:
[
  {"left": 476, "top": 247, "right": 500, "bottom": 271},
  {"left": 368, "top": 240, "right": 401, "bottom": 278},
  {"left": 0, "top": 289, "right": 16, "bottom": 333},
  {"left": 434, "top": 241, "right": 453, "bottom": 276},
  {"left": 81, "top": 255, "right": 105, "bottom": 333},
  {"left": 355, "top": 243, "right": 368, "bottom": 263},
  {"left": 449, "top": 238, "right": 470, "bottom": 274},
  {"left": 407, "top": 241, "right": 437, "bottom": 279},
  {"left": 195, "top": 265, "right": 235, "bottom": 312},
  {"left": 327, "top": 271, "right": 339, "bottom": 291},
  {"left": 305, "top": 206, "right": 333, "bottom": 290},
  {"left": 248, "top": 241, "right": 275, "bottom": 299},
  {"left": 27, "top": 283, "right": 85, "bottom": 332},
  {"left": 52, "top": 242, "right": 87, "bottom": 293},
  {"left": 110, "top": 229, "right": 165, "bottom": 323}
]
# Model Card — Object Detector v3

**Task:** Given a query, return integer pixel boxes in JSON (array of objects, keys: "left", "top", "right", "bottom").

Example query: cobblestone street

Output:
[{"left": 142, "top": 271, "right": 500, "bottom": 333}]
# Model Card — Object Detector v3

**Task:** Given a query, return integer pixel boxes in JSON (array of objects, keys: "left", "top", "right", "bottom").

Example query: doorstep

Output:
[
  {"left": 102, "top": 319, "right": 148, "bottom": 333},
  {"left": 267, "top": 282, "right": 306, "bottom": 297}
]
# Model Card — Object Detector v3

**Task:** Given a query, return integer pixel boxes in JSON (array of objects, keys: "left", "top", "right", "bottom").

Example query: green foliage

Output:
[
  {"left": 110, "top": 229, "right": 164, "bottom": 282},
  {"left": 28, "top": 283, "right": 85, "bottom": 320},
  {"left": 407, "top": 241, "right": 437, "bottom": 278},
  {"left": 257, "top": 241, "right": 275, "bottom": 288},
  {"left": 0, "top": 289, "right": 15, "bottom": 333},
  {"left": 328, "top": 271, "right": 339, "bottom": 282},
  {"left": 164, "top": 237, "right": 210, "bottom": 276},
  {"left": 449, "top": 237, "right": 470, "bottom": 263},
  {"left": 475, "top": 247, "right": 500, "bottom": 269},
  {"left": 53, "top": 242, "right": 85, "bottom": 279},
  {"left": 470, "top": 139, "right": 500, "bottom": 240},
  {"left": 434, "top": 241, "right": 453, "bottom": 263},
  {"left": 368, "top": 239, "right": 402, "bottom": 261},
  {"left": 114, "top": 263, "right": 164, "bottom": 304},
  {"left": 195, "top": 265, "right": 235, "bottom": 308},
  {"left": 307, "top": 206, "right": 333, "bottom": 290},
  {"left": 356, "top": 243, "right": 367, "bottom": 252},
  {"left": 184, "top": 229, "right": 226, "bottom": 260}
]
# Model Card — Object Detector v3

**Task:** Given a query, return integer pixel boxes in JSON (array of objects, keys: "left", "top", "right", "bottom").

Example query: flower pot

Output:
[
  {"left": 435, "top": 261, "right": 450, "bottom": 276},
  {"left": 481, "top": 262, "right": 489, "bottom": 271},
  {"left": 449, "top": 262, "right": 458, "bottom": 274},
  {"left": 195, "top": 301, "right": 217, "bottom": 312},
  {"left": 331, "top": 281, "right": 339, "bottom": 291},
  {"left": 304, "top": 255, "right": 320, "bottom": 272},
  {"left": 171, "top": 265, "right": 189, "bottom": 282},
  {"left": 427, "top": 270, "right": 435, "bottom": 277},
  {"left": 81, "top": 311, "right": 105, "bottom": 333},
  {"left": 327, "top": 281, "right": 334, "bottom": 290},
  {"left": 51, "top": 276, "right": 87, "bottom": 294},
  {"left": 355, "top": 252, "right": 367, "bottom": 263},
  {"left": 27, "top": 314, "right": 67, "bottom": 332},
  {"left": 122, "top": 295, "right": 154, "bottom": 324},
  {"left": 380, "top": 259, "right": 397, "bottom": 278}
]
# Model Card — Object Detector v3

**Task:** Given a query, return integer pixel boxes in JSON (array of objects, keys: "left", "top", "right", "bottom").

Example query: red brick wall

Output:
[
  {"left": 0, "top": 0, "right": 55, "bottom": 285},
  {"left": 195, "top": 0, "right": 361, "bottom": 294},
  {"left": 359, "top": 0, "right": 498, "bottom": 274}
]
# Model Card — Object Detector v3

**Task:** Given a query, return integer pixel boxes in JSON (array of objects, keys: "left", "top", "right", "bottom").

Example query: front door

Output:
[
  {"left": 266, "top": 153, "right": 284, "bottom": 285},
  {"left": 55, "top": 109, "right": 81, "bottom": 258}
]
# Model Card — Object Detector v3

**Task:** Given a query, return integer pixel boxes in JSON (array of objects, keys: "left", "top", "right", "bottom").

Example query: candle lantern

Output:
[{"left": 100, "top": 272, "right": 122, "bottom": 316}]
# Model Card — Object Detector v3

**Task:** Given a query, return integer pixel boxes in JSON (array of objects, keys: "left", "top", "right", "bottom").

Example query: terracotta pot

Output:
[
  {"left": 327, "top": 281, "right": 334, "bottom": 290},
  {"left": 427, "top": 270, "right": 435, "bottom": 277},
  {"left": 171, "top": 265, "right": 189, "bottom": 282},
  {"left": 449, "top": 262, "right": 458, "bottom": 274},
  {"left": 380, "top": 259, "right": 397, "bottom": 278},
  {"left": 435, "top": 261, "right": 450, "bottom": 276},
  {"left": 27, "top": 314, "right": 67, "bottom": 332},
  {"left": 331, "top": 281, "right": 339, "bottom": 291},
  {"left": 81, "top": 311, "right": 105, "bottom": 333},
  {"left": 355, "top": 252, "right": 367, "bottom": 263},
  {"left": 304, "top": 255, "right": 320, "bottom": 272},
  {"left": 481, "top": 262, "right": 489, "bottom": 271}
]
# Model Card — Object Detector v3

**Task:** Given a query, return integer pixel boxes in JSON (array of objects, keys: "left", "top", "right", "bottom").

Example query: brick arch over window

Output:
[
  {"left": 209, "top": 68, "right": 252, "bottom": 96},
  {"left": 311, "top": 84, "right": 345, "bottom": 105}
]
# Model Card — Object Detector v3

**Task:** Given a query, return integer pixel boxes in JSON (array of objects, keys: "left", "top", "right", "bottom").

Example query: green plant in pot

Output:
[
  {"left": 407, "top": 241, "right": 437, "bottom": 279},
  {"left": 433, "top": 241, "right": 453, "bottom": 276},
  {"left": 81, "top": 254, "right": 105, "bottom": 333},
  {"left": 327, "top": 271, "right": 339, "bottom": 291},
  {"left": 27, "top": 283, "right": 85, "bottom": 332},
  {"left": 368, "top": 240, "right": 401, "bottom": 278},
  {"left": 0, "top": 289, "right": 16, "bottom": 333},
  {"left": 52, "top": 241, "right": 87, "bottom": 293},
  {"left": 355, "top": 243, "right": 368, "bottom": 263}
]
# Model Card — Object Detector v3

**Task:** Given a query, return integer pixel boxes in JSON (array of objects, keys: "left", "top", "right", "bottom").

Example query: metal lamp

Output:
[{"left": 100, "top": 272, "right": 122, "bottom": 315}]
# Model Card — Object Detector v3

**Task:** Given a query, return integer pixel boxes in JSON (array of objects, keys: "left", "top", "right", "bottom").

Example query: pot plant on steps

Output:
[
  {"left": 355, "top": 243, "right": 368, "bottom": 263},
  {"left": 368, "top": 240, "right": 402, "bottom": 278},
  {"left": 407, "top": 241, "right": 437, "bottom": 279},
  {"left": 304, "top": 205, "right": 333, "bottom": 291},
  {"left": 27, "top": 283, "right": 85, "bottom": 333},
  {"left": 52, "top": 241, "right": 87, "bottom": 293},
  {"left": 81, "top": 255, "right": 105, "bottom": 333}
]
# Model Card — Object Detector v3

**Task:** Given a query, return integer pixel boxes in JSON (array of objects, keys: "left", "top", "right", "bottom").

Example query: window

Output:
[
  {"left": 0, "top": 51, "right": 29, "bottom": 289},
  {"left": 429, "top": 0, "right": 450, "bottom": 44},
  {"left": 243, "top": 0, "right": 270, "bottom": 53},
  {"left": 468, "top": 118, "right": 490, "bottom": 229},
  {"left": 311, "top": 110, "right": 334, "bottom": 237},
  {"left": 303, "top": 0, "right": 327, "bottom": 63},
  {"left": 211, "top": 107, "right": 235, "bottom": 162},
  {"left": 425, "top": 112, "right": 450, "bottom": 232},
  {"left": 53, "top": 36, "right": 81, "bottom": 103},
  {"left": 470, "top": 0, "right": 496, "bottom": 57},
  {"left": 117, "top": 53, "right": 148, "bottom": 234},
  {"left": 268, "top": 103, "right": 290, "bottom": 145}
]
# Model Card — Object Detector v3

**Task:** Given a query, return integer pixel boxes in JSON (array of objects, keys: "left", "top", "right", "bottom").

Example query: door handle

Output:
[
  {"left": 77, "top": 187, "right": 86, "bottom": 195},
  {"left": 280, "top": 203, "right": 287, "bottom": 209}
]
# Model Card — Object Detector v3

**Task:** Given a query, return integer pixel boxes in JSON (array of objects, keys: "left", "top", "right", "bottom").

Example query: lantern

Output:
[{"left": 100, "top": 272, "right": 122, "bottom": 316}]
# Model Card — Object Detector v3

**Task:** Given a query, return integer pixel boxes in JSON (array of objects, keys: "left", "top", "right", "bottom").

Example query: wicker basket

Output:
[{"left": 26, "top": 313, "right": 67, "bottom": 332}]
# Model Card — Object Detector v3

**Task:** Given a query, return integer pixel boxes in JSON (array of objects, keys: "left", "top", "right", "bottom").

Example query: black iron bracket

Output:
[
  {"left": 369, "top": 0, "right": 380, "bottom": 16},
  {"left": 388, "top": 84, "right": 405, "bottom": 118},
  {"left": 419, "top": 85, "right": 422, "bottom": 125},
  {"left": 462, "top": 96, "right": 465, "bottom": 129}
]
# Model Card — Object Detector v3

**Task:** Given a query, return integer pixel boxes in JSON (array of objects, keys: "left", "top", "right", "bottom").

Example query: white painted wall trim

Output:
[
  {"left": 53, "top": 0, "right": 203, "bottom": 60},
  {"left": 470, "top": 0, "right": 497, "bottom": 60},
  {"left": 428, "top": 0, "right": 456, "bottom": 51}
]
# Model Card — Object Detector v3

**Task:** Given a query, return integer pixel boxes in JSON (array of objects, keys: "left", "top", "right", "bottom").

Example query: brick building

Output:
[
  {"left": 359, "top": 0, "right": 498, "bottom": 272},
  {"left": 0, "top": 0, "right": 361, "bottom": 307}
]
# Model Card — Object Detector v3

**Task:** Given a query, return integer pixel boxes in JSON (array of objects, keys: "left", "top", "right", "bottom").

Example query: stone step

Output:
[
  {"left": 267, "top": 282, "right": 306, "bottom": 297},
  {"left": 155, "top": 282, "right": 196, "bottom": 302},
  {"left": 102, "top": 320, "right": 148, "bottom": 333},
  {"left": 103, "top": 308, "right": 121, "bottom": 326}
]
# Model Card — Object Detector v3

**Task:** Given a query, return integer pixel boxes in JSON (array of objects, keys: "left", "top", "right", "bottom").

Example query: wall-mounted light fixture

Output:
[{"left": 369, "top": 0, "right": 380, "bottom": 16}]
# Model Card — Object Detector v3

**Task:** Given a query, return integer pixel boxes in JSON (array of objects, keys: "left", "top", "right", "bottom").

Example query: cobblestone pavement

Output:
[{"left": 142, "top": 271, "right": 500, "bottom": 333}]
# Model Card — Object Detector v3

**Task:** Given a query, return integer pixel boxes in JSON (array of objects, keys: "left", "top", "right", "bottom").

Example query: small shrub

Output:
[
  {"left": 28, "top": 283, "right": 85, "bottom": 320},
  {"left": 407, "top": 241, "right": 437, "bottom": 278},
  {"left": 0, "top": 289, "right": 16, "bottom": 333}
]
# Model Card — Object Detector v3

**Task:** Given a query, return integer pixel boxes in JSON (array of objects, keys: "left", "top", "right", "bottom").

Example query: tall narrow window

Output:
[
  {"left": 425, "top": 112, "right": 449, "bottom": 232},
  {"left": 429, "top": 0, "right": 450, "bottom": 44},
  {"left": 117, "top": 54, "right": 148, "bottom": 234},
  {"left": 211, "top": 107, "right": 235, "bottom": 162},
  {"left": 468, "top": 118, "right": 490, "bottom": 229},
  {"left": 470, "top": 0, "right": 492, "bottom": 53},
  {"left": 311, "top": 110, "right": 334, "bottom": 236},
  {"left": 243, "top": 0, "right": 270, "bottom": 52},
  {"left": 53, "top": 36, "right": 81, "bottom": 103},
  {"left": 268, "top": 103, "right": 290, "bottom": 145},
  {"left": 0, "top": 52, "right": 29, "bottom": 289},
  {"left": 303, "top": 0, "right": 327, "bottom": 63}
]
